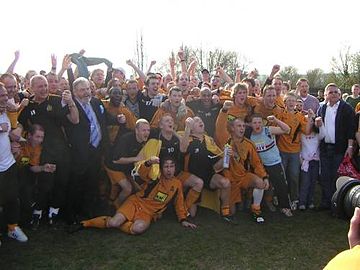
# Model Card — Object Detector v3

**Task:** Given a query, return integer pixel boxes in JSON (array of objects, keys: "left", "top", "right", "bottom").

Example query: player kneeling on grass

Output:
[
  {"left": 223, "top": 117, "right": 270, "bottom": 223},
  {"left": 72, "top": 156, "right": 196, "bottom": 234}
]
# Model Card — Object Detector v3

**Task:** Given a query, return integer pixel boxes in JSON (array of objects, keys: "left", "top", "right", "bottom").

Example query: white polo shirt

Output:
[
  {"left": 324, "top": 101, "right": 340, "bottom": 144},
  {"left": 0, "top": 112, "right": 15, "bottom": 172}
]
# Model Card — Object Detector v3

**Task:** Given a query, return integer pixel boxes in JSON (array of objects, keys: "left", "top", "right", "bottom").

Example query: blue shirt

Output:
[{"left": 250, "top": 126, "right": 281, "bottom": 166}]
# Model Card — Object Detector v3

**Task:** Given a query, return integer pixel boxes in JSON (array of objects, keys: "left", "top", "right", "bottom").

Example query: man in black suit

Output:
[
  {"left": 316, "top": 83, "right": 356, "bottom": 210},
  {"left": 66, "top": 77, "right": 124, "bottom": 223}
]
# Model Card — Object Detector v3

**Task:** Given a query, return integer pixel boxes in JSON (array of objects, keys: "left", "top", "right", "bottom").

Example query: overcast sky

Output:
[{"left": 2, "top": 0, "right": 360, "bottom": 77}]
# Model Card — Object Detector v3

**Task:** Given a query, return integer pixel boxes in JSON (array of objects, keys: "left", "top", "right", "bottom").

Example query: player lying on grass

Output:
[{"left": 70, "top": 156, "right": 196, "bottom": 234}]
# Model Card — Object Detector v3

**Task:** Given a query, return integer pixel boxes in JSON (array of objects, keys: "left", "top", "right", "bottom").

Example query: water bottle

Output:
[{"left": 223, "top": 144, "right": 230, "bottom": 169}]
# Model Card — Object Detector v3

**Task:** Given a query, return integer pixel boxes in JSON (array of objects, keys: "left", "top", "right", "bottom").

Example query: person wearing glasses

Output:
[{"left": 315, "top": 83, "right": 356, "bottom": 210}]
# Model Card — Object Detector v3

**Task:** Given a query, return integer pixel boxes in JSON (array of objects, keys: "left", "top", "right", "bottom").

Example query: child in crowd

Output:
[
  {"left": 249, "top": 114, "right": 293, "bottom": 217},
  {"left": 16, "top": 124, "right": 56, "bottom": 229}
]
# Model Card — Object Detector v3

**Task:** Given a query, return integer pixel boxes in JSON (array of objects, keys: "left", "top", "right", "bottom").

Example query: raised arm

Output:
[
  {"left": 62, "top": 90, "right": 79, "bottom": 124},
  {"left": 262, "top": 64, "right": 280, "bottom": 91},
  {"left": 178, "top": 48, "right": 187, "bottom": 74},
  {"left": 235, "top": 68, "right": 242, "bottom": 83},
  {"left": 146, "top": 60, "right": 156, "bottom": 74},
  {"left": 126, "top": 59, "right": 146, "bottom": 83},
  {"left": 6, "top": 50, "right": 20, "bottom": 74},
  {"left": 169, "top": 54, "right": 177, "bottom": 81},
  {"left": 216, "top": 66, "right": 233, "bottom": 84},
  {"left": 179, "top": 117, "right": 193, "bottom": 153},
  {"left": 304, "top": 109, "right": 315, "bottom": 135},
  {"left": 58, "top": 54, "right": 72, "bottom": 79},
  {"left": 267, "top": 115, "right": 290, "bottom": 135},
  {"left": 50, "top": 54, "right": 57, "bottom": 74},
  {"left": 187, "top": 58, "right": 197, "bottom": 77}
]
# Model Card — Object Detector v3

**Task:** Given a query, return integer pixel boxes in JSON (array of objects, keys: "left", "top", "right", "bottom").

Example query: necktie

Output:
[{"left": 83, "top": 103, "right": 101, "bottom": 147}]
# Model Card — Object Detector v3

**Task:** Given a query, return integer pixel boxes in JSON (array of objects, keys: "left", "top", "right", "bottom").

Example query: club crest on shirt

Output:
[
  {"left": 46, "top": 104, "right": 53, "bottom": 112},
  {"left": 20, "top": 156, "right": 30, "bottom": 166},
  {"left": 154, "top": 191, "right": 168, "bottom": 202}
]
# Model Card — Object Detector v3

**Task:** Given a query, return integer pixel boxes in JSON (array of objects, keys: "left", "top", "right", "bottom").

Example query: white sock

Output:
[
  {"left": 33, "top": 209, "right": 42, "bottom": 219},
  {"left": 48, "top": 207, "right": 59, "bottom": 218},
  {"left": 253, "top": 188, "right": 264, "bottom": 206}
]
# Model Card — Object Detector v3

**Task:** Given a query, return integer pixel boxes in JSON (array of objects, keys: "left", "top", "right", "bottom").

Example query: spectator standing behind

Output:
[
  {"left": 296, "top": 78, "right": 320, "bottom": 113},
  {"left": 102, "top": 87, "right": 137, "bottom": 145},
  {"left": 150, "top": 86, "right": 194, "bottom": 131},
  {"left": 277, "top": 92, "right": 313, "bottom": 210},
  {"left": 316, "top": 83, "right": 356, "bottom": 210},
  {"left": 186, "top": 87, "right": 221, "bottom": 137},
  {"left": 124, "top": 79, "right": 141, "bottom": 118},
  {"left": 346, "top": 84, "right": 360, "bottom": 110},
  {"left": 139, "top": 75, "right": 166, "bottom": 122}
]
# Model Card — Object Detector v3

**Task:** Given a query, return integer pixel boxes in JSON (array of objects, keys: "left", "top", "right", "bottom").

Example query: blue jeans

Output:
[
  {"left": 319, "top": 146, "right": 343, "bottom": 208},
  {"left": 299, "top": 160, "right": 319, "bottom": 206},
  {"left": 280, "top": 152, "right": 300, "bottom": 202}
]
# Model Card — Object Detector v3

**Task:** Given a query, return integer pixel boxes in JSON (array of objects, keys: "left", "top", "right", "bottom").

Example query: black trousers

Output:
[
  {"left": 40, "top": 148, "right": 71, "bottom": 210},
  {"left": 18, "top": 167, "right": 37, "bottom": 224},
  {"left": 66, "top": 147, "right": 102, "bottom": 222},
  {"left": 265, "top": 163, "right": 291, "bottom": 209},
  {"left": 0, "top": 163, "right": 20, "bottom": 225}
]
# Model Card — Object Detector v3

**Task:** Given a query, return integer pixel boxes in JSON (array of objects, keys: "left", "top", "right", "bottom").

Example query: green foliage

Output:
[
  {"left": 329, "top": 46, "right": 360, "bottom": 92},
  {"left": 279, "top": 66, "right": 301, "bottom": 88},
  {"left": 306, "top": 68, "right": 325, "bottom": 90}
]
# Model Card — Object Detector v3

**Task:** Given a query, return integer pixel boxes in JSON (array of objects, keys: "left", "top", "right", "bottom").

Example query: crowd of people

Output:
[{"left": 1, "top": 49, "right": 359, "bottom": 246}]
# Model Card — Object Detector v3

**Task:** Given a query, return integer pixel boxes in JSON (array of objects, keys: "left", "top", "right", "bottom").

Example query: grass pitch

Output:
[{"left": 0, "top": 205, "right": 349, "bottom": 270}]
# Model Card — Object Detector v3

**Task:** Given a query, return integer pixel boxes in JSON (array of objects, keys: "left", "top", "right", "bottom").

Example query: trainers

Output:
[
  {"left": 252, "top": 212, "right": 265, "bottom": 223},
  {"left": 8, "top": 226, "right": 28, "bottom": 242},
  {"left": 291, "top": 200, "right": 299, "bottom": 211},
  {"left": 308, "top": 203, "right": 315, "bottom": 210},
  {"left": 280, "top": 208, "right": 293, "bottom": 217},
  {"left": 298, "top": 205, "right": 306, "bottom": 211},
  {"left": 265, "top": 200, "right": 276, "bottom": 212},
  {"left": 30, "top": 214, "right": 41, "bottom": 230},
  {"left": 222, "top": 215, "right": 239, "bottom": 225}
]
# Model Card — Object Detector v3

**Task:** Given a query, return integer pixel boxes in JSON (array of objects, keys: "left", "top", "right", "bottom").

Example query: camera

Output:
[{"left": 331, "top": 176, "right": 360, "bottom": 219}]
